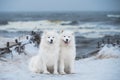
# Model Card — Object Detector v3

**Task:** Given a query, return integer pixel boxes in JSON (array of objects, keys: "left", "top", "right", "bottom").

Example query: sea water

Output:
[{"left": 0, "top": 11, "right": 120, "bottom": 38}]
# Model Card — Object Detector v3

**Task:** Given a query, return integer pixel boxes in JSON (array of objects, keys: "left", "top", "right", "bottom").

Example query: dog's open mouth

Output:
[
  {"left": 49, "top": 41, "right": 53, "bottom": 44},
  {"left": 49, "top": 40, "right": 53, "bottom": 44},
  {"left": 64, "top": 41, "right": 69, "bottom": 44}
]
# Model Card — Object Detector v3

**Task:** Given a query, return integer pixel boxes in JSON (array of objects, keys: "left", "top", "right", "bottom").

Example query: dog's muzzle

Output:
[
  {"left": 49, "top": 39, "right": 53, "bottom": 44},
  {"left": 64, "top": 39, "right": 69, "bottom": 44}
]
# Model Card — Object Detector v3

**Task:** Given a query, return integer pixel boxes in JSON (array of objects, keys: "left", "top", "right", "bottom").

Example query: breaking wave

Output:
[
  {"left": 0, "top": 20, "right": 120, "bottom": 38},
  {"left": 107, "top": 14, "right": 120, "bottom": 18}
]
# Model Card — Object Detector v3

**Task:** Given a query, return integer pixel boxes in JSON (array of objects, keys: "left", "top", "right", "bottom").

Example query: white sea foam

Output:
[
  {"left": 0, "top": 20, "right": 120, "bottom": 38},
  {"left": 107, "top": 14, "right": 120, "bottom": 18}
]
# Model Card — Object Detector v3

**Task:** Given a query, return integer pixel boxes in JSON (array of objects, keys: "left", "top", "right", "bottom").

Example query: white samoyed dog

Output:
[
  {"left": 29, "top": 30, "right": 60, "bottom": 74},
  {"left": 59, "top": 30, "right": 76, "bottom": 74}
]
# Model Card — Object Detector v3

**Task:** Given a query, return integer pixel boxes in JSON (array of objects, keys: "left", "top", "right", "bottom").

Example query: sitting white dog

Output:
[
  {"left": 59, "top": 30, "right": 76, "bottom": 74},
  {"left": 29, "top": 30, "right": 60, "bottom": 74}
]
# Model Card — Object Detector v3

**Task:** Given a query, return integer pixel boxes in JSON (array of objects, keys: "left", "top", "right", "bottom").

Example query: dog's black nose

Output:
[
  {"left": 51, "top": 39, "right": 53, "bottom": 42},
  {"left": 50, "top": 39, "right": 53, "bottom": 44},
  {"left": 66, "top": 39, "right": 68, "bottom": 41}
]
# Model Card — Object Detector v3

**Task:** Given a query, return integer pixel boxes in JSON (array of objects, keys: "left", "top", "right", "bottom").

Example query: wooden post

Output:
[
  {"left": 102, "top": 39, "right": 105, "bottom": 44},
  {"left": 15, "top": 39, "right": 18, "bottom": 43},
  {"left": 97, "top": 42, "right": 100, "bottom": 48},
  {"left": 107, "top": 38, "right": 110, "bottom": 44},
  {"left": 7, "top": 42, "right": 9, "bottom": 47},
  {"left": 26, "top": 36, "right": 29, "bottom": 40},
  {"left": 116, "top": 40, "right": 119, "bottom": 45}
]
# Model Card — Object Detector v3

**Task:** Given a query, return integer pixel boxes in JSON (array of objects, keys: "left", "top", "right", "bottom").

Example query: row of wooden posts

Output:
[
  {"left": 97, "top": 38, "right": 120, "bottom": 48},
  {"left": 79, "top": 38, "right": 120, "bottom": 59},
  {"left": 0, "top": 31, "right": 41, "bottom": 58}
]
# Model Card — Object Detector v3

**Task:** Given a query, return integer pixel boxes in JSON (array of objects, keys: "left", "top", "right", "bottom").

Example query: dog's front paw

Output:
[
  {"left": 60, "top": 71, "right": 66, "bottom": 75},
  {"left": 53, "top": 71, "right": 58, "bottom": 75},
  {"left": 43, "top": 71, "right": 50, "bottom": 74}
]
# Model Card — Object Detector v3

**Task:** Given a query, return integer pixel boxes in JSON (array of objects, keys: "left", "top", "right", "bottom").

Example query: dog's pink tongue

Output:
[{"left": 65, "top": 41, "right": 69, "bottom": 44}]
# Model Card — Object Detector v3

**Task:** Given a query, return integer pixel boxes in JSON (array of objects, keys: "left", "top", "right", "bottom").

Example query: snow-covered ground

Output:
[
  {"left": 0, "top": 37, "right": 120, "bottom": 80},
  {"left": 0, "top": 56, "right": 120, "bottom": 80}
]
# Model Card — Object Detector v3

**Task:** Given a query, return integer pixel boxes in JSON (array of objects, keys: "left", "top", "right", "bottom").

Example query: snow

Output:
[
  {"left": 0, "top": 55, "right": 120, "bottom": 80},
  {"left": 96, "top": 44, "right": 120, "bottom": 58},
  {"left": 0, "top": 38, "right": 120, "bottom": 80}
]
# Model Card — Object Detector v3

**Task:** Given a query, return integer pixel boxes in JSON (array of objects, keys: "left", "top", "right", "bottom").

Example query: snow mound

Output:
[{"left": 96, "top": 44, "right": 120, "bottom": 59}]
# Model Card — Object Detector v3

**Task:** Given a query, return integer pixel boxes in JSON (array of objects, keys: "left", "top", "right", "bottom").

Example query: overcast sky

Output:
[{"left": 0, "top": 0, "right": 120, "bottom": 12}]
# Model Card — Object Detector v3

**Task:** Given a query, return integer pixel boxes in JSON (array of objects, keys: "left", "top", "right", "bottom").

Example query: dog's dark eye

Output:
[
  {"left": 48, "top": 37, "right": 50, "bottom": 38},
  {"left": 64, "top": 36, "right": 66, "bottom": 37},
  {"left": 68, "top": 36, "right": 70, "bottom": 38}
]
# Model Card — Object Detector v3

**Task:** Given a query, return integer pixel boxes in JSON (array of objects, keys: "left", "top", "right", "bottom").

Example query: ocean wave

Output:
[
  {"left": 0, "top": 30, "right": 30, "bottom": 37},
  {"left": 61, "top": 20, "right": 79, "bottom": 25},
  {"left": 0, "top": 20, "right": 80, "bottom": 32},
  {"left": 107, "top": 14, "right": 120, "bottom": 18},
  {"left": 45, "top": 20, "right": 79, "bottom": 25},
  {"left": 0, "top": 20, "right": 120, "bottom": 38}
]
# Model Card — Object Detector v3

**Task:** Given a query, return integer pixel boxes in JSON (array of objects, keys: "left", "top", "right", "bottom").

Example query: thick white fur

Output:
[
  {"left": 29, "top": 55, "right": 43, "bottom": 73},
  {"left": 29, "top": 30, "right": 60, "bottom": 74},
  {"left": 59, "top": 30, "right": 76, "bottom": 74}
]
